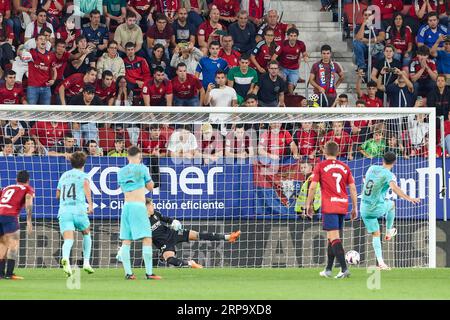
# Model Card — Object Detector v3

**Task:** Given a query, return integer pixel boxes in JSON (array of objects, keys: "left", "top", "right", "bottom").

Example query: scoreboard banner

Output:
[{"left": 0, "top": 156, "right": 445, "bottom": 220}]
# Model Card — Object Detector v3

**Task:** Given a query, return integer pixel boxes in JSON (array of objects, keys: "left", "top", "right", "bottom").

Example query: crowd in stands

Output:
[{"left": 0, "top": 0, "right": 448, "bottom": 161}]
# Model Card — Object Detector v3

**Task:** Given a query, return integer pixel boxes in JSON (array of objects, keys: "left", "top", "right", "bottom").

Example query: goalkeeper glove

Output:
[{"left": 171, "top": 219, "right": 182, "bottom": 231}]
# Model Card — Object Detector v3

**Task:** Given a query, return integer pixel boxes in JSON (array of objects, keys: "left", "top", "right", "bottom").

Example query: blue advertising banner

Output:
[{"left": 0, "top": 157, "right": 446, "bottom": 220}]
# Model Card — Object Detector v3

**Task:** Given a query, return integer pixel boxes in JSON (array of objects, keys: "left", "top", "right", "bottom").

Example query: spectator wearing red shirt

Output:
[
  {"left": 146, "top": 13, "right": 175, "bottom": 60},
  {"left": 123, "top": 41, "right": 152, "bottom": 93},
  {"left": 43, "top": 0, "right": 65, "bottom": 30},
  {"left": 139, "top": 124, "right": 168, "bottom": 156},
  {"left": 197, "top": 7, "right": 224, "bottom": 52},
  {"left": 255, "top": 9, "right": 293, "bottom": 46},
  {"left": 294, "top": 122, "right": 317, "bottom": 160},
  {"left": 26, "top": 34, "right": 57, "bottom": 105},
  {"left": 241, "top": 0, "right": 270, "bottom": 26},
  {"left": 225, "top": 123, "right": 255, "bottom": 159},
  {"left": 219, "top": 34, "right": 241, "bottom": 68},
  {"left": 172, "top": 62, "right": 205, "bottom": 106},
  {"left": 356, "top": 74, "right": 383, "bottom": 108},
  {"left": 385, "top": 14, "right": 413, "bottom": 67},
  {"left": 57, "top": 67, "right": 98, "bottom": 105},
  {"left": 213, "top": 0, "right": 240, "bottom": 28},
  {"left": 258, "top": 123, "right": 299, "bottom": 163},
  {"left": 95, "top": 70, "right": 116, "bottom": 105},
  {"left": 309, "top": 44, "right": 344, "bottom": 108},
  {"left": 250, "top": 28, "right": 278, "bottom": 74},
  {"left": 29, "top": 121, "right": 70, "bottom": 149},
  {"left": 272, "top": 27, "right": 308, "bottom": 94},
  {"left": 56, "top": 17, "right": 81, "bottom": 53},
  {"left": 0, "top": 70, "right": 26, "bottom": 104},
  {"left": 50, "top": 40, "right": 70, "bottom": 88},
  {"left": 143, "top": 65, "right": 173, "bottom": 106},
  {"left": 127, "top": 0, "right": 153, "bottom": 33},
  {"left": 320, "top": 121, "right": 353, "bottom": 160},
  {"left": 372, "top": 0, "right": 403, "bottom": 26},
  {"left": 198, "top": 123, "right": 223, "bottom": 164},
  {"left": 0, "top": 0, "right": 11, "bottom": 20},
  {"left": 152, "top": 0, "right": 180, "bottom": 24},
  {"left": 409, "top": 45, "right": 438, "bottom": 97}
]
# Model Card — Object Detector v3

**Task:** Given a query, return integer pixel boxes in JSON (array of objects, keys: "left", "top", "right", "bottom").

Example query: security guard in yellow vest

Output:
[{"left": 295, "top": 174, "right": 321, "bottom": 218}]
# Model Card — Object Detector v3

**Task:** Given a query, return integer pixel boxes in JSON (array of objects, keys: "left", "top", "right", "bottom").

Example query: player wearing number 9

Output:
[
  {"left": 360, "top": 152, "right": 420, "bottom": 271},
  {"left": 306, "top": 141, "right": 358, "bottom": 279},
  {"left": 56, "top": 151, "right": 95, "bottom": 277},
  {"left": 0, "top": 170, "right": 34, "bottom": 280}
]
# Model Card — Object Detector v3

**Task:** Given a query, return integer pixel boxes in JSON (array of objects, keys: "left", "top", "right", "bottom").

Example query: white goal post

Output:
[{"left": 0, "top": 105, "right": 437, "bottom": 268}]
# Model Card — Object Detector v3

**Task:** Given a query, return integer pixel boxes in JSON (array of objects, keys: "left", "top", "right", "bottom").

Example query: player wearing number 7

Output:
[
  {"left": 306, "top": 141, "right": 358, "bottom": 279},
  {"left": 360, "top": 151, "right": 420, "bottom": 270},
  {"left": 56, "top": 152, "right": 94, "bottom": 277}
]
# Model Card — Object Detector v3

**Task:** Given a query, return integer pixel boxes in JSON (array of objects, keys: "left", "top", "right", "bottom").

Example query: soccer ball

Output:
[{"left": 345, "top": 250, "right": 360, "bottom": 265}]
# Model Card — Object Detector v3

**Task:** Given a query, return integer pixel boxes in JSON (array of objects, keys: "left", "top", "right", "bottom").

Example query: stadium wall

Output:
[{"left": 17, "top": 219, "right": 448, "bottom": 267}]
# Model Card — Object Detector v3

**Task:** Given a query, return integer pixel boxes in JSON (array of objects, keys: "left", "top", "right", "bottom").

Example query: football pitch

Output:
[{"left": 1, "top": 268, "right": 450, "bottom": 300}]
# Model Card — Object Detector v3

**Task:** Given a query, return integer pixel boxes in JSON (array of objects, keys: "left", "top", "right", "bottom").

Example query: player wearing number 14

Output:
[
  {"left": 306, "top": 141, "right": 358, "bottom": 279},
  {"left": 360, "top": 152, "right": 420, "bottom": 270},
  {"left": 56, "top": 152, "right": 94, "bottom": 277}
]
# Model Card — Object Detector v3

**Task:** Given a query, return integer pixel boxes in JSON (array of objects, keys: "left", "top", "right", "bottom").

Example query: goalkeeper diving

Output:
[
  {"left": 360, "top": 151, "right": 420, "bottom": 270},
  {"left": 117, "top": 198, "right": 241, "bottom": 268}
]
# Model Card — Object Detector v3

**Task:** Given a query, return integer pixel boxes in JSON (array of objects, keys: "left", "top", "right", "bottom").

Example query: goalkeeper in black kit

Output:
[{"left": 117, "top": 198, "right": 242, "bottom": 268}]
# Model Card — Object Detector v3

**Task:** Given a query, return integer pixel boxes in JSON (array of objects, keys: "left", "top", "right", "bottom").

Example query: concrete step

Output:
[
  {"left": 296, "top": 22, "right": 339, "bottom": 28},
  {"left": 298, "top": 31, "right": 343, "bottom": 41},
  {"left": 284, "top": 11, "right": 333, "bottom": 22},
  {"left": 304, "top": 40, "right": 349, "bottom": 52},
  {"left": 309, "top": 51, "right": 353, "bottom": 59}
]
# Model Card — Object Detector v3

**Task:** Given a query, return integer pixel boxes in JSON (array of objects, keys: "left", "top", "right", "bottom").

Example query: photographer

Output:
[
  {"left": 376, "top": 67, "right": 415, "bottom": 108},
  {"left": 370, "top": 45, "right": 402, "bottom": 87}
]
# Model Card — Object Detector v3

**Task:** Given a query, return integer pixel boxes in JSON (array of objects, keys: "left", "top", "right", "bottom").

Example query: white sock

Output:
[
  {"left": 224, "top": 235, "right": 230, "bottom": 240},
  {"left": 83, "top": 259, "right": 90, "bottom": 266}
]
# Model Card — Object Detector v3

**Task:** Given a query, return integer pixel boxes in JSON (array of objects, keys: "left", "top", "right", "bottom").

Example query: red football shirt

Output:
[
  {"left": 29, "top": 121, "right": 70, "bottom": 147},
  {"left": 142, "top": 80, "right": 173, "bottom": 105},
  {"left": 0, "top": 0, "right": 11, "bottom": 15},
  {"left": 0, "top": 83, "right": 25, "bottom": 104},
  {"left": 0, "top": 184, "right": 35, "bottom": 217},
  {"left": 28, "top": 49, "right": 54, "bottom": 87},
  {"left": 47, "top": 0, "right": 64, "bottom": 16},
  {"left": 321, "top": 130, "right": 352, "bottom": 157},
  {"left": 95, "top": 79, "right": 117, "bottom": 102},
  {"left": 311, "top": 159, "right": 354, "bottom": 214},
  {"left": 252, "top": 41, "right": 277, "bottom": 70},
  {"left": 259, "top": 129, "right": 293, "bottom": 156},
  {"left": 295, "top": 129, "right": 317, "bottom": 156},
  {"left": 213, "top": 0, "right": 240, "bottom": 17},
  {"left": 386, "top": 26, "right": 412, "bottom": 54},
  {"left": 139, "top": 131, "right": 168, "bottom": 154},
  {"left": 197, "top": 21, "right": 224, "bottom": 43},
  {"left": 259, "top": 23, "right": 288, "bottom": 45},
  {"left": 409, "top": 58, "right": 437, "bottom": 81},
  {"left": 51, "top": 51, "right": 70, "bottom": 81},
  {"left": 219, "top": 48, "right": 240, "bottom": 68},
  {"left": 276, "top": 40, "right": 306, "bottom": 70},
  {"left": 56, "top": 28, "right": 81, "bottom": 51},
  {"left": 58, "top": 73, "right": 86, "bottom": 97},
  {"left": 128, "top": 0, "right": 152, "bottom": 15},
  {"left": 171, "top": 74, "right": 203, "bottom": 99},
  {"left": 360, "top": 94, "right": 383, "bottom": 108}
]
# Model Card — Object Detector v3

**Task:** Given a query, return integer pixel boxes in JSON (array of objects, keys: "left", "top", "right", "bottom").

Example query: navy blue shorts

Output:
[
  {"left": 322, "top": 214, "right": 345, "bottom": 231},
  {"left": 0, "top": 216, "right": 19, "bottom": 236}
]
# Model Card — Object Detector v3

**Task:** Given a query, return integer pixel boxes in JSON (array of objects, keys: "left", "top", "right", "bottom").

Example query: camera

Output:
[{"left": 385, "top": 68, "right": 396, "bottom": 73}]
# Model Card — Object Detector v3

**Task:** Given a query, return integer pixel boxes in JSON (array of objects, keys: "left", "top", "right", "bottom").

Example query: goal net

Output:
[{"left": 0, "top": 106, "right": 436, "bottom": 269}]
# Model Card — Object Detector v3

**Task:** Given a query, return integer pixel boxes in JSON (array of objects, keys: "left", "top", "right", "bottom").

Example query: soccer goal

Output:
[{"left": 0, "top": 105, "right": 437, "bottom": 269}]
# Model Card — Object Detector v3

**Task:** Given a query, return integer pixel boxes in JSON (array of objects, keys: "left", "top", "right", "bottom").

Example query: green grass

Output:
[{"left": 1, "top": 268, "right": 450, "bottom": 300}]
